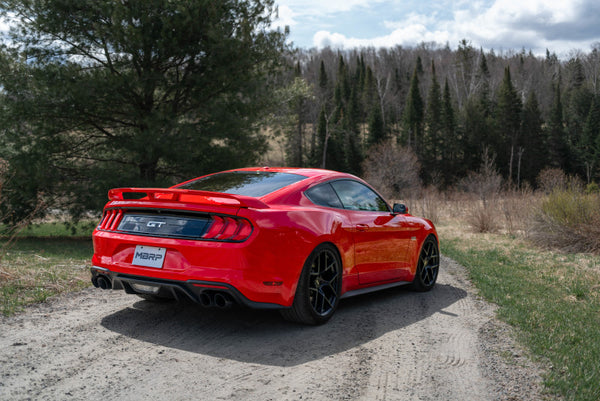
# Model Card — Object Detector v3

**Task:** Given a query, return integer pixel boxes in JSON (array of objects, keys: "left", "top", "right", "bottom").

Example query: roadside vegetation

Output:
[
  {"left": 404, "top": 169, "right": 600, "bottom": 401},
  {"left": 0, "top": 223, "right": 94, "bottom": 316}
]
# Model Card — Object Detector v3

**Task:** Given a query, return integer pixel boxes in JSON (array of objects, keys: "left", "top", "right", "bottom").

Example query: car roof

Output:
[
  {"left": 175, "top": 167, "right": 365, "bottom": 205},
  {"left": 228, "top": 166, "right": 354, "bottom": 180},
  {"left": 228, "top": 167, "right": 362, "bottom": 204}
]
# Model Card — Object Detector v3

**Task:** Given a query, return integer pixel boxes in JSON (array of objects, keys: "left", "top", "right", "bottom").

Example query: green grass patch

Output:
[
  {"left": 1, "top": 220, "right": 98, "bottom": 238},
  {"left": 0, "top": 238, "right": 93, "bottom": 316},
  {"left": 440, "top": 229, "right": 600, "bottom": 401}
]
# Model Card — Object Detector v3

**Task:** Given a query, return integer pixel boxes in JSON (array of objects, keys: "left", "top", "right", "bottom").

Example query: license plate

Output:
[{"left": 132, "top": 245, "right": 166, "bottom": 268}]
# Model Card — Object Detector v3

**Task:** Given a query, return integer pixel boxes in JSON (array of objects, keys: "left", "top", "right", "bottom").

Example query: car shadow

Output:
[{"left": 100, "top": 283, "right": 467, "bottom": 367}]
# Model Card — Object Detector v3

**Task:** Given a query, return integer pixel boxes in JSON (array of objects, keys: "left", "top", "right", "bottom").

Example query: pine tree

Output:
[
  {"left": 403, "top": 64, "right": 424, "bottom": 152},
  {"left": 368, "top": 103, "right": 385, "bottom": 146},
  {"left": 495, "top": 66, "right": 523, "bottom": 182},
  {"left": 424, "top": 60, "right": 443, "bottom": 180},
  {"left": 343, "top": 85, "right": 363, "bottom": 175},
  {"left": 477, "top": 50, "right": 492, "bottom": 118},
  {"left": 564, "top": 57, "right": 593, "bottom": 176},
  {"left": 440, "top": 78, "right": 458, "bottom": 184},
  {"left": 319, "top": 59, "right": 328, "bottom": 91},
  {"left": 547, "top": 81, "right": 569, "bottom": 170},
  {"left": 0, "top": 0, "right": 287, "bottom": 221},
  {"left": 581, "top": 97, "right": 600, "bottom": 182},
  {"left": 520, "top": 91, "right": 547, "bottom": 186}
]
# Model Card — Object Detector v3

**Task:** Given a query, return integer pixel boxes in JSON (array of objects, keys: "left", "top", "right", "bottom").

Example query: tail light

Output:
[
  {"left": 97, "top": 209, "right": 253, "bottom": 242},
  {"left": 202, "top": 216, "right": 253, "bottom": 241},
  {"left": 98, "top": 209, "right": 124, "bottom": 230}
]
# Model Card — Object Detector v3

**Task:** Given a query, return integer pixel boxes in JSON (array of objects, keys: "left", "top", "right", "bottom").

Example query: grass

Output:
[
  {"left": 4, "top": 220, "right": 98, "bottom": 238},
  {"left": 0, "top": 221, "right": 95, "bottom": 316},
  {"left": 438, "top": 222, "right": 600, "bottom": 401}
]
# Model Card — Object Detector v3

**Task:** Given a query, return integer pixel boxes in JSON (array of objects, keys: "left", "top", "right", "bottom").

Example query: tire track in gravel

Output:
[{"left": 0, "top": 256, "right": 547, "bottom": 400}]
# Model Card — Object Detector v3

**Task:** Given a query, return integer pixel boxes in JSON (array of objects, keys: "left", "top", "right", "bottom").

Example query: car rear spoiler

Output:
[{"left": 107, "top": 188, "right": 269, "bottom": 209}]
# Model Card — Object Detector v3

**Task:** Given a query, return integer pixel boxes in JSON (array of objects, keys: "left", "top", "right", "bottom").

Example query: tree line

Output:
[
  {"left": 275, "top": 42, "right": 600, "bottom": 189},
  {"left": 0, "top": 0, "right": 599, "bottom": 224}
]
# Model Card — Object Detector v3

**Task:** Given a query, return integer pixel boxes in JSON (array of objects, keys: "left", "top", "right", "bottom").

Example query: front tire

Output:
[
  {"left": 280, "top": 243, "right": 342, "bottom": 325},
  {"left": 411, "top": 235, "right": 439, "bottom": 292}
]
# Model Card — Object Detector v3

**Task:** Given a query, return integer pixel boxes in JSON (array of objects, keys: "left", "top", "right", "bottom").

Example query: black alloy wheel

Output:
[
  {"left": 308, "top": 246, "right": 340, "bottom": 316},
  {"left": 411, "top": 236, "right": 440, "bottom": 291},
  {"left": 281, "top": 244, "right": 342, "bottom": 325}
]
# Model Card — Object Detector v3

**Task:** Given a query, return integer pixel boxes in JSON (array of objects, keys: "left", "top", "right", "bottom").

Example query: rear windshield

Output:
[{"left": 176, "top": 171, "right": 307, "bottom": 197}]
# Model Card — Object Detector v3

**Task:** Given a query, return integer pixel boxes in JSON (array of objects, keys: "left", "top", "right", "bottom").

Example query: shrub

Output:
[
  {"left": 586, "top": 182, "right": 599, "bottom": 194},
  {"left": 537, "top": 168, "right": 583, "bottom": 193},
  {"left": 459, "top": 148, "right": 502, "bottom": 233},
  {"left": 530, "top": 190, "right": 600, "bottom": 253}
]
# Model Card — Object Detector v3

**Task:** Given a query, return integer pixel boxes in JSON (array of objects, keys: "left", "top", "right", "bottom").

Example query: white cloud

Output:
[
  {"left": 307, "top": 0, "right": 600, "bottom": 55},
  {"left": 272, "top": 5, "right": 297, "bottom": 29},
  {"left": 277, "top": 0, "right": 388, "bottom": 18}
]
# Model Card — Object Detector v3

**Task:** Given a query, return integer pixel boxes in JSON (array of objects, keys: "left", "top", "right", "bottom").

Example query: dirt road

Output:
[{"left": 0, "top": 257, "right": 546, "bottom": 400}]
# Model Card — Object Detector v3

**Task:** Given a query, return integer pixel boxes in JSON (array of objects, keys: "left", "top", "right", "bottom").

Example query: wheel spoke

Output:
[
  {"left": 307, "top": 249, "right": 340, "bottom": 316},
  {"left": 416, "top": 238, "right": 439, "bottom": 288}
]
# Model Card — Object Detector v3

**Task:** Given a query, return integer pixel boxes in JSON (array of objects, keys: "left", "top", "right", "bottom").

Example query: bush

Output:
[
  {"left": 586, "top": 182, "right": 599, "bottom": 194},
  {"left": 530, "top": 190, "right": 600, "bottom": 253},
  {"left": 459, "top": 148, "right": 502, "bottom": 233},
  {"left": 537, "top": 168, "right": 583, "bottom": 194}
]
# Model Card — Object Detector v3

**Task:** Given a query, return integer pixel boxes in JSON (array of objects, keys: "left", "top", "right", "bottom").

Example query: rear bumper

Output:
[{"left": 90, "top": 266, "right": 285, "bottom": 309}]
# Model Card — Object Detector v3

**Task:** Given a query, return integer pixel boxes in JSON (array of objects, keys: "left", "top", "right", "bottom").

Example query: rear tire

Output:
[
  {"left": 411, "top": 235, "right": 439, "bottom": 292},
  {"left": 280, "top": 243, "right": 342, "bottom": 325}
]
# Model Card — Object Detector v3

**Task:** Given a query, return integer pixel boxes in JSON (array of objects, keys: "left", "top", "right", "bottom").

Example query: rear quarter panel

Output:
[{"left": 238, "top": 205, "right": 355, "bottom": 302}]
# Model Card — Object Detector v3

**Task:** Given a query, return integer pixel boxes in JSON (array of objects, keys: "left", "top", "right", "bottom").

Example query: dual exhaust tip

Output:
[
  {"left": 93, "top": 274, "right": 112, "bottom": 290},
  {"left": 92, "top": 274, "right": 234, "bottom": 308},
  {"left": 199, "top": 292, "right": 233, "bottom": 308}
]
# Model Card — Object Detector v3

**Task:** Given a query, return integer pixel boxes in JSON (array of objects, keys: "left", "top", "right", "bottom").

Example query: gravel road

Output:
[{"left": 0, "top": 257, "right": 547, "bottom": 400}]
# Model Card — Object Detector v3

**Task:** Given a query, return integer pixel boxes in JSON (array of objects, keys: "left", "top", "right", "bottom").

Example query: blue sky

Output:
[{"left": 273, "top": 0, "right": 600, "bottom": 56}]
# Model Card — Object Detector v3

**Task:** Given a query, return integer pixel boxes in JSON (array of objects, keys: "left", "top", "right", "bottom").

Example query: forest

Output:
[
  {"left": 0, "top": 0, "right": 599, "bottom": 223},
  {"left": 270, "top": 41, "right": 600, "bottom": 192}
]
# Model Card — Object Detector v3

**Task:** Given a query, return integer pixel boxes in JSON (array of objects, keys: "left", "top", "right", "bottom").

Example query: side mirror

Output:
[{"left": 393, "top": 203, "right": 407, "bottom": 214}]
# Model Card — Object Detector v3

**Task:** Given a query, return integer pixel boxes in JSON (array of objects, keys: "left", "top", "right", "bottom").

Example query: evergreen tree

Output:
[
  {"left": 461, "top": 98, "right": 488, "bottom": 175},
  {"left": 424, "top": 61, "right": 443, "bottom": 180},
  {"left": 477, "top": 50, "right": 492, "bottom": 118},
  {"left": 0, "top": 0, "right": 287, "bottom": 221},
  {"left": 564, "top": 57, "right": 593, "bottom": 176},
  {"left": 461, "top": 50, "right": 493, "bottom": 175},
  {"left": 440, "top": 78, "right": 458, "bottom": 184},
  {"left": 581, "top": 97, "right": 600, "bottom": 182},
  {"left": 547, "top": 81, "right": 569, "bottom": 170},
  {"left": 319, "top": 59, "right": 328, "bottom": 91},
  {"left": 368, "top": 103, "right": 385, "bottom": 146},
  {"left": 520, "top": 91, "right": 547, "bottom": 186},
  {"left": 327, "top": 55, "right": 363, "bottom": 174},
  {"left": 363, "top": 66, "right": 378, "bottom": 115},
  {"left": 343, "top": 85, "right": 363, "bottom": 175},
  {"left": 403, "top": 64, "right": 424, "bottom": 152},
  {"left": 495, "top": 66, "right": 523, "bottom": 182}
]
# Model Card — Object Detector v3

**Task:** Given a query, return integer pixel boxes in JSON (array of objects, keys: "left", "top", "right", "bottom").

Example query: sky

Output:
[{"left": 273, "top": 0, "right": 600, "bottom": 57}]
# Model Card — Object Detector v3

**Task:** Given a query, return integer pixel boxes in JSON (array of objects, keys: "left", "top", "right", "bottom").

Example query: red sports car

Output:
[{"left": 91, "top": 167, "right": 439, "bottom": 324}]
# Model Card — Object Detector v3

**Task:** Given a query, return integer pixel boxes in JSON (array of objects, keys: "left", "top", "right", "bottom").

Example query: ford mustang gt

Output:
[{"left": 91, "top": 167, "right": 439, "bottom": 324}]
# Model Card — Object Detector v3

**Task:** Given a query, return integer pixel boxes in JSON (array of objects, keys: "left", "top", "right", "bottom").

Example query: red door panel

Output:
[{"left": 346, "top": 210, "right": 413, "bottom": 285}]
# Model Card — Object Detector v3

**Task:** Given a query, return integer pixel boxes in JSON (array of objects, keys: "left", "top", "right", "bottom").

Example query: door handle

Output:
[{"left": 356, "top": 224, "right": 369, "bottom": 231}]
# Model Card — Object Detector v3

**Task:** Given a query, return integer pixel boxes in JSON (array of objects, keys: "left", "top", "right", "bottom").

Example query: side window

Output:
[
  {"left": 305, "top": 183, "right": 344, "bottom": 209},
  {"left": 330, "top": 180, "right": 389, "bottom": 212}
]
